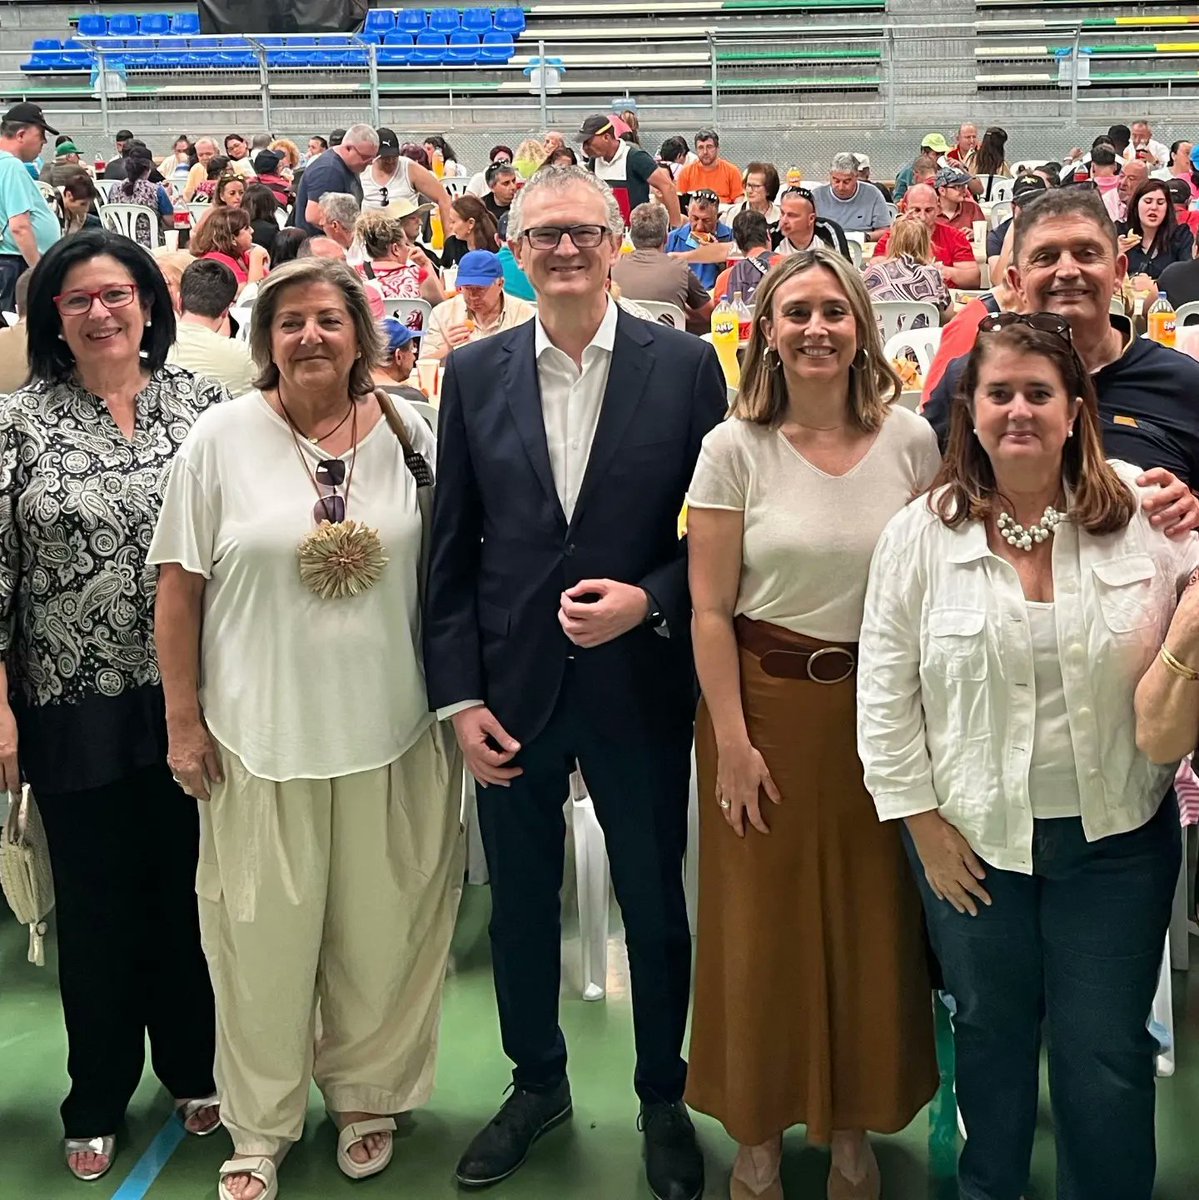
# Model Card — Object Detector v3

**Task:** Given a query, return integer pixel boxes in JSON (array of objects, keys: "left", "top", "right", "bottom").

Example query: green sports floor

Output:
[{"left": 2, "top": 883, "right": 1197, "bottom": 1200}]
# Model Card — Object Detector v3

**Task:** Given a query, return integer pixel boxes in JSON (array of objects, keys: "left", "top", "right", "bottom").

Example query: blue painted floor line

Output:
[{"left": 110, "top": 1115, "right": 186, "bottom": 1200}]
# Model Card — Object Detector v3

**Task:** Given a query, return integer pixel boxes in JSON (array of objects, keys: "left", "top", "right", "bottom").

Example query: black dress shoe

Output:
[
  {"left": 640, "top": 1100, "right": 704, "bottom": 1200},
  {"left": 455, "top": 1079, "right": 572, "bottom": 1188}
]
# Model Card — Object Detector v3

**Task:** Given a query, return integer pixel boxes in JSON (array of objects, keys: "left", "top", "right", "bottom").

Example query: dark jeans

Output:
[
  {"left": 37, "top": 762, "right": 217, "bottom": 1136},
  {"left": 0, "top": 254, "right": 26, "bottom": 313},
  {"left": 474, "top": 668, "right": 693, "bottom": 1103},
  {"left": 905, "top": 797, "right": 1179, "bottom": 1200}
]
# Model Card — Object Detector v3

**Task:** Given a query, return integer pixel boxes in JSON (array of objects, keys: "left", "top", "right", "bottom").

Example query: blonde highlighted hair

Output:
[
  {"left": 885, "top": 217, "right": 934, "bottom": 265},
  {"left": 732, "top": 249, "right": 901, "bottom": 432}
]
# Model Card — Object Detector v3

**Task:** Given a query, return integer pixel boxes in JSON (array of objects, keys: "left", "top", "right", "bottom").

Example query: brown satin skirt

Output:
[{"left": 685, "top": 618, "right": 938, "bottom": 1146}]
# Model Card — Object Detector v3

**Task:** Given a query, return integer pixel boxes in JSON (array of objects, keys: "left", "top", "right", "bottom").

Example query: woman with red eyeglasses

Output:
[{"left": 0, "top": 229, "right": 228, "bottom": 1183}]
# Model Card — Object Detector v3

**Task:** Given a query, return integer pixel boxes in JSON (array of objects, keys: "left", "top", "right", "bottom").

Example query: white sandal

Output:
[
  {"left": 64, "top": 1135, "right": 115, "bottom": 1182},
  {"left": 177, "top": 1093, "right": 221, "bottom": 1136},
  {"left": 218, "top": 1155, "right": 279, "bottom": 1200},
  {"left": 335, "top": 1116, "right": 396, "bottom": 1180}
]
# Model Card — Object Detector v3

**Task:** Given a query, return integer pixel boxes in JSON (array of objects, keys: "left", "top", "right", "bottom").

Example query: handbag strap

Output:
[{"left": 373, "top": 388, "right": 434, "bottom": 603}]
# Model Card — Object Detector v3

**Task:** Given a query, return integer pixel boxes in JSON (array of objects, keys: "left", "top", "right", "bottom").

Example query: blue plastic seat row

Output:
[
  {"left": 77, "top": 12, "right": 201, "bottom": 39},
  {"left": 21, "top": 32, "right": 517, "bottom": 71},
  {"left": 364, "top": 7, "right": 526, "bottom": 36}
]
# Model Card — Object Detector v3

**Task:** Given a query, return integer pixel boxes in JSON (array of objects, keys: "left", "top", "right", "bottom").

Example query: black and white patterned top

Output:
[{"left": 0, "top": 365, "right": 229, "bottom": 794}]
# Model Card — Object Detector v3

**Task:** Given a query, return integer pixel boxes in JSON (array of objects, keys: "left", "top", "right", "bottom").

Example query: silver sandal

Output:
[
  {"left": 64, "top": 1135, "right": 115, "bottom": 1182},
  {"left": 177, "top": 1094, "right": 222, "bottom": 1136}
]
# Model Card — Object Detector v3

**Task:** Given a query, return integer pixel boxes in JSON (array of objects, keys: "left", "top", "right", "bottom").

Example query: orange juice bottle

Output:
[
  {"left": 1147, "top": 292, "right": 1176, "bottom": 348},
  {"left": 432, "top": 148, "right": 445, "bottom": 179},
  {"left": 430, "top": 210, "right": 445, "bottom": 251}
]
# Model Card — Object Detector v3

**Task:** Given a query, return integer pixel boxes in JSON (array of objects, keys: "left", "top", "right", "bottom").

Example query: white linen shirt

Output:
[{"left": 856, "top": 462, "right": 1199, "bottom": 874}]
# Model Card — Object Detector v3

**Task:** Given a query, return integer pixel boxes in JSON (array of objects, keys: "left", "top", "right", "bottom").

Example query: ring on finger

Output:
[{"left": 718, "top": 798, "right": 731, "bottom": 810}]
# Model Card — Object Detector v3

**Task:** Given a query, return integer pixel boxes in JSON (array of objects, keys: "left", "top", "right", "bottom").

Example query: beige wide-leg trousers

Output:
[{"left": 196, "top": 722, "right": 465, "bottom": 1157}]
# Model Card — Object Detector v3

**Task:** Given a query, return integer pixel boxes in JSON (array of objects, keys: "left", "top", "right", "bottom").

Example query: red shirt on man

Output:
[{"left": 875, "top": 221, "right": 975, "bottom": 269}]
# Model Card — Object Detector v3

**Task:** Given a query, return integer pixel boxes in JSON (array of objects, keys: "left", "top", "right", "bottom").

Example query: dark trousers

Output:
[
  {"left": 906, "top": 797, "right": 1179, "bottom": 1200},
  {"left": 0, "top": 254, "right": 26, "bottom": 313},
  {"left": 475, "top": 669, "right": 693, "bottom": 1103},
  {"left": 37, "top": 761, "right": 217, "bottom": 1136}
]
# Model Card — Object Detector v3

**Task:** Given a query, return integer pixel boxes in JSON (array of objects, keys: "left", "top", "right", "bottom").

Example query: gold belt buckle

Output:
[{"left": 806, "top": 646, "right": 855, "bottom": 684}]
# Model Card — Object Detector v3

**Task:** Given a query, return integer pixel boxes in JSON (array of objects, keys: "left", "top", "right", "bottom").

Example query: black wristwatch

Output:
[{"left": 644, "top": 591, "right": 667, "bottom": 630}]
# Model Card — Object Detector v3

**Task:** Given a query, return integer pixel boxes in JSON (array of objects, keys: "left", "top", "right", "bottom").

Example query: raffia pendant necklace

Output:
[{"left": 278, "top": 393, "right": 389, "bottom": 600}]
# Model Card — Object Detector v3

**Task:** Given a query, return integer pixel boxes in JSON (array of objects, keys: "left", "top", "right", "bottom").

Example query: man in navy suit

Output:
[{"left": 425, "top": 167, "right": 726, "bottom": 1200}]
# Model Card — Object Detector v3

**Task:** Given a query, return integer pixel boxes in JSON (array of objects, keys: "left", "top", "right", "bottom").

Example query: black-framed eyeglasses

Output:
[
  {"left": 54, "top": 283, "right": 139, "bottom": 316},
  {"left": 313, "top": 458, "right": 346, "bottom": 524},
  {"left": 522, "top": 224, "right": 609, "bottom": 250},
  {"left": 779, "top": 186, "right": 815, "bottom": 204},
  {"left": 978, "top": 312, "right": 1073, "bottom": 344}
]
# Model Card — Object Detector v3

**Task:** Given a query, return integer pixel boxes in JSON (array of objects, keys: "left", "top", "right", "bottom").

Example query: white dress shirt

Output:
[
  {"left": 856, "top": 462, "right": 1199, "bottom": 874},
  {"left": 435, "top": 298, "right": 619, "bottom": 722},
  {"left": 535, "top": 297, "right": 618, "bottom": 521}
]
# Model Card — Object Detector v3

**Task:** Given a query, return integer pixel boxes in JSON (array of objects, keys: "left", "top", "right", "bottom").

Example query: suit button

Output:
[{"left": 565, "top": 543, "right": 575, "bottom": 557}]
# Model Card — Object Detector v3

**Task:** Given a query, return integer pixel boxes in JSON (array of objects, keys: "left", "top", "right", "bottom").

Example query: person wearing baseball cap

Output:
[
  {"left": 252, "top": 149, "right": 292, "bottom": 206},
  {"left": 575, "top": 112, "right": 681, "bottom": 226},
  {"left": 935, "top": 165, "right": 985, "bottom": 234},
  {"left": 38, "top": 137, "right": 84, "bottom": 187},
  {"left": 420, "top": 248, "right": 535, "bottom": 360},
  {"left": 373, "top": 318, "right": 425, "bottom": 399},
  {"left": 358, "top": 125, "right": 455, "bottom": 242},
  {"left": 893, "top": 132, "right": 951, "bottom": 202},
  {"left": 0, "top": 103, "right": 61, "bottom": 309},
  {"left": 983, "top": 172, "right": 1049, "bottom": 274}
]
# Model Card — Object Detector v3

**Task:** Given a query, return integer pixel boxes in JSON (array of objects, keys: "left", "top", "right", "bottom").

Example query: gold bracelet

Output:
[{"left": 1160, "top": 645, "right": 1199, "bottom": 682}]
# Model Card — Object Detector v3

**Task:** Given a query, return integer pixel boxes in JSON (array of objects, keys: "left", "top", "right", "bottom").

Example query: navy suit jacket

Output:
[{"left": 424, "top": 308, "right": 728, "bottom": 745}]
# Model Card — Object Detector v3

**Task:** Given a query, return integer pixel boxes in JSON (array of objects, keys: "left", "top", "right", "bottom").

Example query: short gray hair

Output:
[
  {"left": 628, "top": 203, "right": 669, "bottom": 249},
  {"left": 249, "top": 259, "right": 382, "bottom": 395},
  {"left": 831, "top": 153, "right": 859, "bottom": 174},
  {"left": 195, "top": 136, "right": 218, "bottom": 153},
  {"left": 344, "top": 122, "right": 379, "bottom": 151},
  {"left": 319, "top": 192, "right": 360, "bottom": 229},
  {"left": 250, "top": 132, "right": 272, "bottom": 150},
  {"left": 508, "top": 165, "right": 624, "bottom": 241}
]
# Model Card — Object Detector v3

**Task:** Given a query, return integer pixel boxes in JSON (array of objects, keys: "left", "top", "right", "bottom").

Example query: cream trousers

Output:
[{"left": 196, "top": 722, "right": 465, "bottom": 1156}]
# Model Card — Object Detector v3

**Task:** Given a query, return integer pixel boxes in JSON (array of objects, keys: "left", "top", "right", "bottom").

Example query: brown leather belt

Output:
[{"left": 735, "top": 616, "right": 858, "bottom": 685}]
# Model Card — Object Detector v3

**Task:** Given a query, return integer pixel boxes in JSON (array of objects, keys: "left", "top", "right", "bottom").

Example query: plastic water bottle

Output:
[
  {"left": 710, "top": 297, "right": 740, "bottom": 387},
  {"left": 732, "top": 290, "right": 752, "bottom": 343},
  {"left": 1148, "top": 291, "right": 1177, "bottom": 348}
]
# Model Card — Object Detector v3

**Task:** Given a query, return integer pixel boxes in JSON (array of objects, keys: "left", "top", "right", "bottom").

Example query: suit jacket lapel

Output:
[
  {"left": 568, "top": 311, "right": 652, "bottom": 534},
  {"left": 503, "top": 323, "right": 566, "bottom": 527}
]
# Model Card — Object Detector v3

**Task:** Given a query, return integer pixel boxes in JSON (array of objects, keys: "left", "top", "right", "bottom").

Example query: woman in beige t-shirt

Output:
[{"left": 684, "top": 250, "right": 941, "bottom": 1200}]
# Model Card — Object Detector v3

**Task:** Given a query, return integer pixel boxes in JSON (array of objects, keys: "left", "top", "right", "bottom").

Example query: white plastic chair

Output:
[
  {"left": 100, "top": 203, "right": 163, "bottom": 248},
  {"left": 846, "top": 239, "right": 863, "bottom": 269},
  {"left": 1010, "top": 160, "right": 1048, "bottom": 176},
  {"left": 1176, "top": 300, "right": 1199, "bottom": 328},
  {"left": 987, "top": 201, "right": 1013, "bottom": 232},
  {"left": 229, "top": 306, "right": 253, "bottom": 343},
  {"left": 885, "top": 202, "right": 899, "bottom": 222},
  {"left": 635, "top": 300, "right": 686, "bottom": 329},
  {"left": 977, "top": 175, "right": 1015, "bottom": 203},
  {"left": 883, "top": 326, "right": 943, "bottom": 377},
  {"left": 442, "top": 178, "right": 471, "bottom": 198},
  {"left": 873, "top": 300, "right": 940, "bottom": 341},
  {"left": 406, "top": 398, "right": 439, "bottom": 429},
  {"left": 383, "top": 297, "right": 433, "bottom": 332},
  {"left": 93, "top": 178, "right": 119, "bottom": 205}
]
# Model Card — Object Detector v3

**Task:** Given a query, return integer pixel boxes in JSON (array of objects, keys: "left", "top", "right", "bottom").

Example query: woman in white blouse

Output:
[
  {"left": 858, "top": 315, "right": 1195, "bottom": 1200},
  {"left": 149, "top": 258, "right": 463, "bottom": 1200},
  {"left": 685, "top": 249, "right": 941, "bottom": 1200}
]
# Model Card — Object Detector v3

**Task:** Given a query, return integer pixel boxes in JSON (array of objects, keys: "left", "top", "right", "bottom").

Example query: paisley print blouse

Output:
[{"left": 0, "top": 366, "right": 228, "bottom": 793}]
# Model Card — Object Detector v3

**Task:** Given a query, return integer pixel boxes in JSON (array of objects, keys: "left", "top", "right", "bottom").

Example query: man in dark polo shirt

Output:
[
  {"left": 293, "top": 122, "right": 378, "bottom": 234},
  {"left": 926, "top": 187, "right": 1199, "bottom": 527},
  {"left": 578, "top": 113, "right": 681, "bottom": 227}
]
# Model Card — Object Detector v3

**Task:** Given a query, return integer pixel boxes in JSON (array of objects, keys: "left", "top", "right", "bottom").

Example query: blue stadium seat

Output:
[
  {"left": 378, "top": 30, "right": 414, "bottom": 65},
  {"left": 139, "top": 14, "right": 170, "bottom": 36},
  {"left": 447, "top": 30, "right": 480, "bottom": 62},
  {"left": 493, "top": 7, "right": 526, "bottom": 34},
  {"left": 77, "top": 14, "right": 109, "bottom": 38},
  {"left": 479, "top": 29, "right": 514, "bottom": 62},
  {"left": 279, "top": 36, "right": 320, "bottom": 66},
  {"left": 172, "top": 13, "right": 201, "bottom": 35},
  {"left": 396, "top": 9, "right": 428, "bottom": 35},
  {"left": 108, "top": 14, "right": 139, "bottom": 38},
  {"left": 185, "top": 38, "right": 224, "bottom": 68},
  {"left": 256, "top": 35, "right": 289, "bottom": 67},
  {"left": 428, "top": 9, "right": 460, "bottom": 34},
  {"left": 413, "top": 29, "right": 448, "bottom": 63},
  {"left": 151, "top": 36, "right": 189, "bottom": 68},
  {"left": 60, "top": 39, "right": 94, "bottom": 69},
  {"left": 461, "top": 8, "right": 493, "bottom": 34},
  {"left": 21, "top": 39, "right": 65, "bottom": 71},
  {"left": 363, "top": 9, "right": 395, "bottom": 35},
  {"left": 217, "top": 37, "right": 256, "bottom": 68}
]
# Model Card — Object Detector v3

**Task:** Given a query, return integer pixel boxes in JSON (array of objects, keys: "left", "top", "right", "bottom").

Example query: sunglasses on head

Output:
[
  {"left": 691, "top": 189, "right": 720, "bottom": 205},
  {"left": 780, "top": 186, "right": 815, "bottom": 204},
  {"left": 313, "top": 458, "right": 346, "bottom": 524},
  {"left": 977, "top": 312, "right": 1073, "bottom": 344}
]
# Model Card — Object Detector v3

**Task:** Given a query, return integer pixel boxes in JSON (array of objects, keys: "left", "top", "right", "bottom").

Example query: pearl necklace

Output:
[{"left": 997, "top": 506, "right": 1065, "bottom": 552}]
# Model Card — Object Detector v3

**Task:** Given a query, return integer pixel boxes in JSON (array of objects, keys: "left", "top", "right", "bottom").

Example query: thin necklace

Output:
[
  {"left": 276, "top": 390, "right": 354, "bottom": 444},
  {"left": 278, "top": 394, "right": 359, "bottom": 520}
]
